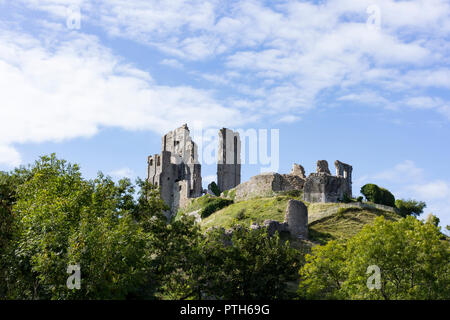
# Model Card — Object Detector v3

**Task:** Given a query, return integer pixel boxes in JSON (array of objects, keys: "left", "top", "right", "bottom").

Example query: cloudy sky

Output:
[{"left": 0, "top": 0, "right": 449, "bottom": 230}]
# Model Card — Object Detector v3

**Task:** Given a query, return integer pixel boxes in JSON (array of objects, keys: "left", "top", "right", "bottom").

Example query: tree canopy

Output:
[{"left": 298, "top": 216, "right": 450, "bottom": 300}]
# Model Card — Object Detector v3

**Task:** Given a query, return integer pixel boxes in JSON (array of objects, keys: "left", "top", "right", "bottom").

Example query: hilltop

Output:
[{"left": 176, "top": 192, "right": 402, "bottom": 245}]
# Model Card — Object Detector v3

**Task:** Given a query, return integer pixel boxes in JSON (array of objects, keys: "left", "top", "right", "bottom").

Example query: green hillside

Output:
[{"left": 181, "top": 194, "right": 402, "bottom": 245}]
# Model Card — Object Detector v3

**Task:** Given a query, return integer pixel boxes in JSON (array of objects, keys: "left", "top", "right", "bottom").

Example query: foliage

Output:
[
  {"left": 360, "top": 184, "right": 395, "bottom": 207},
  {"left": 279, "top": 189, "right": 303, "bottom": 198},
  {"left": 235, "top": 209, "right": 246, "bottom": 220},
  {"left": 395, "top": 199, "right": 426, "bottom": 218},
  {"left": 208, "top": 182, "right": 221, "bottom": 197},
  {"left": 299, "top": 216, "right": 450, "bottom": 300},
  {"left": 340, "top": 193, "right": 353, "bottom": 203},
  {"left": 1, "top": 154, "right": 175, "bottom": 299},
  {"left": 203, "top": 227, "right": 301, "bottom": 299},
  {"left": 200, "top": 198, "right": 234, "bottom": 219}
]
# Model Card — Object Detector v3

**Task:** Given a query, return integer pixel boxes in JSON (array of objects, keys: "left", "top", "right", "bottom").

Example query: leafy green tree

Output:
[
  {"left": 0, "top": 168, "right": 33, "bottom": 298},
  {"left": 298, "top": 240, "right": 347, "bottom": 300},
  {"left": 361, "top": 184, "right": 395, "bottom": 207},
  {"left": 159, "top": 226, "right": 301, "bottom": 300},
  {"left": 298, "top": 216, "right": 450, "bottom": 300},
  {"left": 4, "top": 154, "right": 168, "bottom": 299},
  {"left": 395, "top": 199, "right": 426, "bottom": 217},
  {"left": 203, "top": 227, "right": 300, "bottom": 299}
]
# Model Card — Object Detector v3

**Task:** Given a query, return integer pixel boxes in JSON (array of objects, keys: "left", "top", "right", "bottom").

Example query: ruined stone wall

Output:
[
  {"left": 334, "top": 160, "right": 353, "bottom": 197},
  {"left": 234, "top": 172, "right": 305, "bottom": 201},
  {"left": 303, "top": 160, "right": 352, "bottom": 203},
  {"left": 148, "top": 124, "right": 202, "bottom": 217},
  {"left": 217, "top": 128, "right": 241, "bottom": 192}
]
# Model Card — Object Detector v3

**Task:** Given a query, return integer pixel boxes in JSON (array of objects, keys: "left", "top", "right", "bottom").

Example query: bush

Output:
[
  {"left": 200, "top": 198, "right": 233, "bottom": 219},
  {"left": 341, "top": 193, "right": 352, "bottom": 203},
  {"left": 361, "top": 184, "right": 395, "bottom": 207},
  {"left": 356, "top": 196, "right": 363, "bottom": 202},
  {"left": 208, "top": 181, "right": 221, "bottom": 197},
  {"left": 280, "top": 189, "right": 302, "bottom": 198},
  {"left": 395, "top": 199, "right": 426, "bottom": 217},
  {"left": 235, "top": 209, "right": 246, "bottom": 220}
]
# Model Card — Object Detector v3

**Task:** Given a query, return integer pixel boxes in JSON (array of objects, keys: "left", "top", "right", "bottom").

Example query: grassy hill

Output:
[{"left": 179, "top": 193, "right": 402, "bottom": 245}]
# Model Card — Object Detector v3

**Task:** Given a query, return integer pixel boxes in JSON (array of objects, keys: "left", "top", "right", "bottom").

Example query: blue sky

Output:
[{"left": 0, "top": 0, "right": 449, "bottom": 231}]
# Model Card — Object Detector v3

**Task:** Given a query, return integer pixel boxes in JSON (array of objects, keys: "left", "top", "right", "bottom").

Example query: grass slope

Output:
[
  {"left": 308, "top": 207, "right": 401, "bottom": 244},
  {"left": 198, "top": 195, "right": 401, "bottom": 244},
  {"left": 200, "top": 195, "right": 302, "bottom": 230}
]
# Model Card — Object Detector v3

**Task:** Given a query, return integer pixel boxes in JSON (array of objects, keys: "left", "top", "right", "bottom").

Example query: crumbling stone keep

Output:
[
  {"left": 217, "top": 128, "right": 241, "bottom": 192},
  {"left": 147, "top": 124, "right": 202, "bottom": 217},
  {"left": 303, "top": 160, "right": 353, "bottom": 203}
]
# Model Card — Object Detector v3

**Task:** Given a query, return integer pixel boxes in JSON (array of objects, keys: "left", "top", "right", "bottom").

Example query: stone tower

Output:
[
  {"left": 147, "top": 124, "right": 202, "bottom": 218},
  {"left": 217, "top": 128, "right": 241, "bottom": 192}
]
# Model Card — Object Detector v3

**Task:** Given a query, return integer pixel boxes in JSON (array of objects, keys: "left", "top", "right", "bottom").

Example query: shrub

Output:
[
  {"left": 281, "top": 189, "right": 302, "bottom": 198},
  {"left": 395, "top": 199, "right": 426, "bottom": 217},
  {"left": 200, "top": 198, "right": 233, "bottom": 219},
  {"left": 341, "top": 193, "right": 352, "bottom": 203},
  {"left": 361, "top": 184, "right": 395, "bottom": 207},
  {"left": 208, "top": 181, "right": 221, "bottom": 197},
  {"left": 235, "top": 209, "right": 246, "bottom": 220},
  {"left": 356, "top": 196, "right": 363, "bottom": 202}
]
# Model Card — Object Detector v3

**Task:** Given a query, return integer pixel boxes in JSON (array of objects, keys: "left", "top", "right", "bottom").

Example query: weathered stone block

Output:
[
  {"left": 284, "top": 200, "right": 308, "bottom": 238},
  {"left": 317, "top": 160, "right": 331, "bottom": 175}
]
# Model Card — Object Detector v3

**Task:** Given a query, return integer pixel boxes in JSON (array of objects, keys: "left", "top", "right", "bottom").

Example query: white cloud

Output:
[
  {"left": 373, "top": 160, "right": 424, "bottom": 183},
  {"left": 0, "top": 29, "right": 244, "bottom": 166},
  {"left": 9, "top": 0, "right": 450, "bottom": 121},
  {"left": 276, "top": 115, "right": 301, "bottom": 124},
  {"left": 0, "top": 144, "right": 21, "bottom": 167},
  {"left": 160, "top": 58, "right": 183, "bottom": 69},
  {"left": 109, "top": 167, "right": 135, "bottom": 179},
  {"left": 408, "top": 181, "right": 450, "bottom": 200}
]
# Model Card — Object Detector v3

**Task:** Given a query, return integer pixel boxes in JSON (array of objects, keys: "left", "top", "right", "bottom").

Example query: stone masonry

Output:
[
  {"left": 217, "top": 128, "right": 241, "bottom": 193},
  {"left": 147, "top": 124, "right": 202, "bottom": 217},
  {"left": 303, "top": 160, "right": 352, "bottom": 203},
  {"left": 147, "top": 124, "right": 354, "bottom": 217}
]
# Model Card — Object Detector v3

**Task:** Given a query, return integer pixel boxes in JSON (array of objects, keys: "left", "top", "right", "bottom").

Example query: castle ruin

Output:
[
  {"left": 303, "top": 160, "right": 352, "bottom": 203},
  {"left": 148, "top": 124, "right": 353, "bottom": 218},
  {"left": 147, "top": 124, "right": 202, "bottom": 217},
  {"left": 217, "top": 128, "right": 241, "bottom": 193}
]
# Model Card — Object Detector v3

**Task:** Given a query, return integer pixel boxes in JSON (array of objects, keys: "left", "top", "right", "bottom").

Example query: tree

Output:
[
  {"left": 360, "top": 184, "right": 395, "bottom": 207},
  {"left": 0, "top": 168, "right": 32, "bottom": 298},
  {"left": 159, "top": 226, "right": 301, "bottom": 300},
  {"left": 202, "top": 227, "right": 301, "bottom": 300},
  {"left": 395, "top": 199, "right": 426, "bottom": 217},
  {"left": 4, "top": 154, "right": 167, "bottom": 299},
  {"left": 298, "top": 216, "right": 450, "bottom": 300}
]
